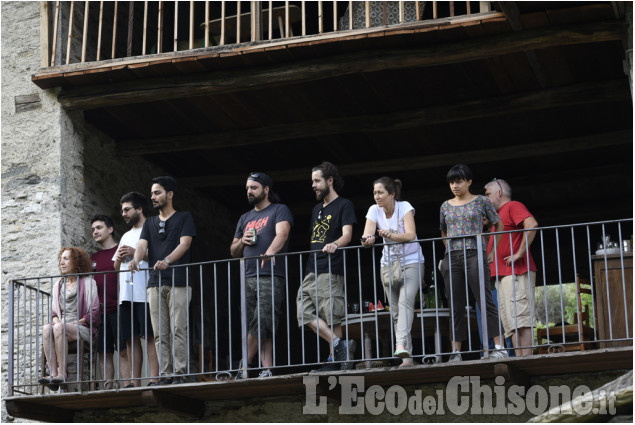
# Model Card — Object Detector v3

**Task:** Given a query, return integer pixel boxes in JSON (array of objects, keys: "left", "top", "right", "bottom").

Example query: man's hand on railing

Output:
[
  {"left": 361, "top": 235, "right": 376, "bottom": 247},
  {"left": 260, "top": 254, "right": 276, "bottom": 269},
  {"left": 128, "top": 259, "right": 140, "bottom": 273}
]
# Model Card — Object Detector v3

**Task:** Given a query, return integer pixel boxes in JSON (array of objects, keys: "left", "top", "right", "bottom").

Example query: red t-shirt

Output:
[
  {"left": 488, "top": 201, "right": 537, "bottom": 277},
  {"left": 91, "top": 245, "right": 119, "bottom": 314}
]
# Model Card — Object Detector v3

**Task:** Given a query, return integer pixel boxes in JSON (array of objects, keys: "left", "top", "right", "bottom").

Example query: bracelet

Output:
[{"left": 333, "top": 242, "right": 339, "bottom": 248}]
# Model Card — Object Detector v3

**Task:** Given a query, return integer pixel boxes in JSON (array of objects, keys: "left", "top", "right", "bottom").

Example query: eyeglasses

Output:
[
  {"left": 488, "top": 178, "right": 503, "bottom": 194},
  {"left": 158, "top": 220, "right": 166, "bottom": 238}
]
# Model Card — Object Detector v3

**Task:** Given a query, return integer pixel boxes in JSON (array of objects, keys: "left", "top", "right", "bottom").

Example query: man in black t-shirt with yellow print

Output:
[{"left": 296, "top": 161, "right": 357, "bottom": 372}]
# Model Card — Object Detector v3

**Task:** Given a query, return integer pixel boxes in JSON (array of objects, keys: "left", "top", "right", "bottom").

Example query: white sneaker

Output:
[
  {"left": 448, "top": 352, "right": 462, "bottom": 363},
  {"left": 258, "top": 369, "right": 273, "bottom": 378},
  {"left": 489, "top": 347, "right": 509, "bottom": 360}
]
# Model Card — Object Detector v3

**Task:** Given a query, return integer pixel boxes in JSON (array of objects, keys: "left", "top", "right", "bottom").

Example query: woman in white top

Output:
[{"left": 361, "top": 177, "right": 425, "bottom": 366}]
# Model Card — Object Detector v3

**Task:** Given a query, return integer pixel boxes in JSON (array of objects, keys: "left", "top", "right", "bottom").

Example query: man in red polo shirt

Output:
[{"left": 485, "top": 179, "right": 539, "bottom": 357}]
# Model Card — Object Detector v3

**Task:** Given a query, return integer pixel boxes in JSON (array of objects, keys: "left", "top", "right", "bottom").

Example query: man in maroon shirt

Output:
[
  {"left": 485, "top": 179, "right": 539, "bottom": 357},
  {"left": 91, "top": 215, "right": 130, "bottom": 388}
]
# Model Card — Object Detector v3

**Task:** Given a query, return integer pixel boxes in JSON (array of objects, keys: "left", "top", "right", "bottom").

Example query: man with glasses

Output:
[
  {"left": 231, "top": 172, "right": 293, "bottom": 378},
  {"left": 296, "top": 161, "right": 357, "bottom": 371},
  {"left": 484, "top": 178, "right": 538, "bottom": 357},
  {"left": 129, "top": 176, "right": 196, "bottom": 384},
  {"left": 114, "top": 192, "right": 159, "bottom": 386}
]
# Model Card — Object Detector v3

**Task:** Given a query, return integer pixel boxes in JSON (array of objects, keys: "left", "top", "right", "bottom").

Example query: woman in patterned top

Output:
[{"left": 439, "top": 164, "right": 507, "bottom": 362}]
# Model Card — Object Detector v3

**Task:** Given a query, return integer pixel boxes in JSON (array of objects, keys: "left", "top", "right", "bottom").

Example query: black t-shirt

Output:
[
  {"left": 140, "top": 211, "right": 197, "bottom": 287},
  {"left": 234, "top": 203, "right": 294, "bottom": 278},
  {"left": 306, "top": 197, "right": 356, "bottom": 275}
]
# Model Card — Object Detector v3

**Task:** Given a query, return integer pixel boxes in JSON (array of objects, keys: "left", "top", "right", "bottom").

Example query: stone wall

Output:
[{"left": 1, "top": 2, "right": 233, "bottom": 422}]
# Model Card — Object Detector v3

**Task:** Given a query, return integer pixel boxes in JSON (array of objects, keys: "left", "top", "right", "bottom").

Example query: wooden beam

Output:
[
  {"left": 57, "top": 20, "right": 626, "bottom": 110},
  {"left": 176, "top": 128, "right": 632, "bottom": 188},
  {"left": 5, "top": 400, "right": 74, "bottom": 423},
  {"left": 141, "top": 390, "right": 205, "bottom": 418},
  {"left": 117, "top": 79, "right": 630, "bottom": 155},
  {"left": 497, "top": 1, "right": 550, "bottom": 88}
]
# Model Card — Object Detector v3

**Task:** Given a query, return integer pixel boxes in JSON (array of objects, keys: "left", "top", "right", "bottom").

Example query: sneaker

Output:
[
  {"left": 488, "top": 348, "right": 509, "bottom": 360},
  {"left": 447, "top": 352, "right": 462, "bottom": 363},
  {"left": 235, "top": 360, "right": 252, "bottom": 380},
  {"left": 258, "top": 369, "right": 273, "bottom": 378},
  {"left": 312, "top": 362, "right": 340, "bottom": 372},
  {"left": 339, "top": 339, "right": 357, "bottom": 371},
  {"left": 157, "top": 377, "right": 173, "bottom": 385}
]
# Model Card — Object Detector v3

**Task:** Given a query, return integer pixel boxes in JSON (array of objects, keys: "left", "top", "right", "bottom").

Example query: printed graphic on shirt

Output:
[
  {"left": 245, "top": 216, "right": 270, "bottom": 234},
  {"left": 311, "top": 214, "right": 332, "bottom": 244}
]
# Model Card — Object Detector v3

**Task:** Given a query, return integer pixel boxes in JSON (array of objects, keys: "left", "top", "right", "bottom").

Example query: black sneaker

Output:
[
  {"left": 334, "top": 339, "right": 357, "bottom": 370},
  {"left": 311, "top": 362, "right": 340, "bottom": 372},
  {"left": 172, "top": 377, "right": 187, "bottom": 385},
  {"left": 157, "top": 377, "right": 173, "bottom": 385}
]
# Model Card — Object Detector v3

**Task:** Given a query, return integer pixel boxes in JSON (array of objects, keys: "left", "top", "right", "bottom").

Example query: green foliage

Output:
[{"left": 533, "top": 282, "right": 594, "bottom": 328}]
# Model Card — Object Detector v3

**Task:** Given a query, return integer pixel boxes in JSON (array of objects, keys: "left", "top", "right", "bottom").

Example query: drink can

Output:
[{"left": 251, "top": 228, "right": 257, "bottom": 244}]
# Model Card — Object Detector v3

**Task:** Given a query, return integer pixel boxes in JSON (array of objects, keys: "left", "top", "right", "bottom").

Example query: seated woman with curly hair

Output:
[{"left": 40, "top": 247, "right": 100, "bottom": 388}]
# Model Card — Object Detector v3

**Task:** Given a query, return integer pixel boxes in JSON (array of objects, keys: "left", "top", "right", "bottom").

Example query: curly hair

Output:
[{"left": 58, "top": 247, "right": 92, "bottom": 275}]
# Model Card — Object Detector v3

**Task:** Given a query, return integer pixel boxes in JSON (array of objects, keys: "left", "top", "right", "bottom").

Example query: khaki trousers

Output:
[{"left": 147, "top": 285, "right": 192, "bottom": 376}]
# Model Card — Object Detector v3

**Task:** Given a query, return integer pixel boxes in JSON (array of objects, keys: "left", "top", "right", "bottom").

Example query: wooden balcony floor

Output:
[{"left": 5, "top": 346, "right": 632, "bottom": 422}]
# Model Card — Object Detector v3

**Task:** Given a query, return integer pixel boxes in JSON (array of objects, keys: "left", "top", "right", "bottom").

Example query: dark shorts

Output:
[
  {"left": 246, "top": 276, "right": 284, "bottom": 341},
  {"left": 98, "top": 310, "right": 125, "bottom": 353},
  {"left": 119, "top": 301, "right": 154, "bottom": 345}
]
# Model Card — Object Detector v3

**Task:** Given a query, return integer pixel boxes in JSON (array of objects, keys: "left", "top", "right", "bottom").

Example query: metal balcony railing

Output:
[
  {"left": 42, "top": 1, "right": 494, "bottom": 67},
  {"left": 7, "top": 219, "right": 633, "bottom": 396}
]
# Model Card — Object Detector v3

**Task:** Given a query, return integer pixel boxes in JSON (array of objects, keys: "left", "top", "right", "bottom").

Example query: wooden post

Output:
[
  {"left": 301, "top": 1, "right": 305, "bottom": 36},
  {"left": 467, "top": 1, "right": 471, "bottom": 14},
  {"left": 40, "top": 1, "right": 50, "bottom": 67},
  {"left": 51, "top": 1, "right": 60, "bottom": 66},
  {"left": 416, "top": 1, "right": 421, "bottom": 20},
  {"left": 220, "top": 1, "right": 225, "bottom": 45},
  {"left": 236, "top": 1, "right": 241, "bottom": 44},
  {"left": 81, "top": 1, "right": 89, "bottom": 62},
  {"left": 269, "top": 0, "right": 274, "bottom": 40},
  {"left": 97, "top": 1, "right": 104, "bottom": 60},
  {"left": 142, "top": 1, "right": 148, "bottom": 54},
  {"left": 285, "top": 1, "right": 290, "bottom": 38},
  {"left": 318, "top": 1, "right": 323, "bottom": 34},
  {"left": 433, "top": 1, "right": 437, "bottom": 19},
  {"left": 449, "top": 1, "right": 454, "bottom": 17},
  {"left": 251, "top": 1, "right": 262, "bottom": 42},
  {"left": 204, "top": 1, "right": 209, "bottom": 47},
  {"left": 157, "top": 1, "right": 163, "bottom": 53},
  {"left": 112, "top": 1, "right": 118, "bottom": 58},
  {"left": 399, "top": 1, "right": 404, "bottom": 23},
  {"left": 66, "top": 1, "right": 75, "bottom": 65},
  {"left": 365, "top": 1, "right": 370, "bottom": 28},
  {"left": 333, "top": 1, "right": 337, "bottom": 31},
  {"left": 127, "top": 1, "right": 134, "bottom": 56},
  {"left": 174, "top": 0, "right": 179, "bottom": 51},
  {"left": 480, "top": 1, "right": 491, "bottom": 13},
  {"left": 190, "top": 1, "right": 195, "bottom": 49},
  {"left": 349, "top": 0, "right": 353, "bottom": 30}
]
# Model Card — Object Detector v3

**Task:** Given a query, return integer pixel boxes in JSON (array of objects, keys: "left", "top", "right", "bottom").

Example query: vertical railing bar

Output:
[
  {"left": 16, "top": 283, "right": 22, "bottom": 391},
  {"left": 142, "top": 1, "right": 148, "bottom": 55},
  {"left": 466, "top": 0, "right": 471, "bottom": 14},
  {"left": 509, "top": 232, "right": 518, "bottom": 346},
  {"left": 318, "top": 1, "right": 323, "bottom": 34},
  {"left": 189, "top": 0, "right": 195, "bottom": 49},
  {"left": 157, "top": 1, "right": 163, "bottom": 53},
  {"left": 447, "top": 247, "right": 456, "bottom": 350},
  {"left": 432, "top": 243, "right": 440, "bottom": 356},
  {"left": 333, "top": 1, "right": 337, "bottom": 31},
  {"left": 371, "top": 246, "right": 380, "bottom": 359},
  {"left": 571, "top": 227, "right": 583, "bottom": 344},
  {"left": 450, "top": 1, "right": 455, "bottom": 17},
  {"left": 299, "top": 253, "right": 305, "bottom": 365},
  {"left": 204, "top": 1, "right": 209, "bottom": 47},
  {"left": 539, "top": 230, "right": 550, "bottom": 342},
  {"left": 285, "top": 255, "right": 291, "bottom": 366},
  {"left": 313, "top": 252, "right": 320, "bottom": 364},
  {"left": 127, "top": 0, "right": 134, "bottom": 57},
  {"left": 51, "top": 1, "right": 61, "bottom": 66},
  {"left": 357, "top": 249, "right": 365, "bottom": 362},
  {"left": 617, "top": 223, "right": 630, "bottom": 338},
  {"left": 600, "top": 224, "right": 613, "bottom": 340},
  {"left": 214, "top": 263, "right": 219, "bottom": 371},
  {"left": 239, "top": 259, "right": 248, "bottom": 377},
  {"left": 171, "top": 270, "right": 176, "bottom": 377},
  {"left": 174, "top": 0, "right": 179, "bottom": 51},
  {"left": 286, "top": 1, "right": 290, "bottom": 38},
  {"left": 81, "top": 1, "right": 89, "bottom": 62},
  {"left": 525, "top": 229, "right": 534, "bottom": 353},
  {"left": 66, "top": 1, "right": 75, "bottom": 64},
  {"left": 386, "top": 246, "right": 395, "bottom": 357},
  {"left": 29, "top": 282, "right": 34, "bottom": 391},
  {"left": 365, "top": 1, "right": 370, "bottom": 28},
  {"left": 112, "top": 1, "right": 118, "bottom": 59},
  {"left": 35, "top": 280, "right": 42, "bottom": 395},
  {"left": 256, "top": 263, "right": 262, "bottom": 368},
  {"left": 586, "top": 226, "right": 598, "bottom": 341},
  {"left": 555, "top": 228, "right": 566, "bottom": 345},
  {"left": 416, "top": 1, "right": 421, "bottom": 20},
  {"left": 271, "top": 258, "right": 276, "bottom": 367},
  {"left": 250, "top": 1, "right": 256, "bottom": 42},
  {"left": 433, "top": 0, "right": 438, "bottom": 19},
  {"left": 220, "top": 1, "right": 226, "bottom": 45},
  {"left": 417, "top": 245, "right": 425, "bottom": 357},
  {"left": 227, "top": 262, "right": 232, "bottom": 370},
  {"left": 186, "top": 267, "right": 191, "bottom": 376},
  {"left": 342, "top": 250, "right": 350, "bottom": 361},
  {"left": 97, "top": 2, "right": 104, "bottom": 61},
  {"left": 327, "top": 255, "right": 334, "bottom": 365},
  {"left": 236, "top": 0, "right": 241, "bottom": 44},
  {"left": 399, "top": 1, "right": 404, "bottom": 23},
  {"left": 199, "top": 265, "right": 205, "bottom": 375}
]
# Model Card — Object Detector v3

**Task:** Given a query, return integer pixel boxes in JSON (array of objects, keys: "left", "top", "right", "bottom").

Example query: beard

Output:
[
  {"left": 315, "top": 185, "right": 330, "bottom": 201},
  {"left": 153, "top": 198, "right": 166, "bottom": 210},
  {"left": 125, "top": 212, "right": 140, "bottom": 227},
  {"left": 248, "top": 191, "right": 266, "bottom": 206}
]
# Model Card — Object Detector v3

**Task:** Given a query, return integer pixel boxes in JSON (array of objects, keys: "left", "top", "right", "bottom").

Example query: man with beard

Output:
[
  {"left": 114, "top": 192, "right": 159, "bottom": 386},
  {"left": 230, "top": 172, "right": 293, "bottom": 378},
  {"left": 129, "top": 176, "right": 196, "bottom": 385},
  {"left": 296, "top": 161, "right": 357, "bottom": 371},
  {"left": 90, "top": 215, "right": 129, "bottom": 389}
]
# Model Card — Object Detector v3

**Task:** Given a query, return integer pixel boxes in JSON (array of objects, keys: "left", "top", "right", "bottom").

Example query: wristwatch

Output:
[{"left": 164, "top": 257, "right": 171, "bottom": 264}]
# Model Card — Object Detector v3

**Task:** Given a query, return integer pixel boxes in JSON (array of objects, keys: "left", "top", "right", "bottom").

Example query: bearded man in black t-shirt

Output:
[
  {"left": 230, "top": 172, "right": 293, "bottom": 378},
  {"left": 296, "top": 162, "right": 357, "bottom": 372}
]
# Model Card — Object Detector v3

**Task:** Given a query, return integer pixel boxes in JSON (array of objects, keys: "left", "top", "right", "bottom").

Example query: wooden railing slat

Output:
[
  {"left": 97, "top": 1, "right": 104, "bottom": 60},
  {"left": 81, "top": 1, "right": 89, "bottom": 62},
  {"left": 66, "top": 1, "right": 75, "bottom": 65},
  {"left": 51, "top": 1, "right": 60, "bottom": 66},
  {"left": 142, "top": 1, "right": 148, "bottom": 55},
  {"left": 112, "top": 1, "right": 118, "bottom": 59}
]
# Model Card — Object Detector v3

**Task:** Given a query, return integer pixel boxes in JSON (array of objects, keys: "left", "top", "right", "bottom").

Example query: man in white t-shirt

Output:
[{"left": 113, "top": 192, "right": 159, "bottom": 386}]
